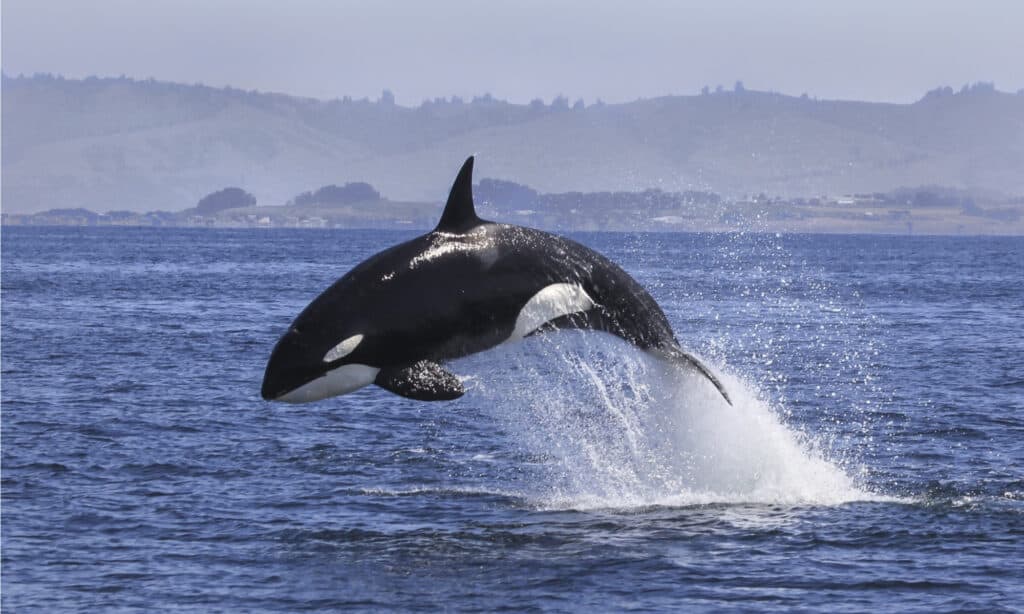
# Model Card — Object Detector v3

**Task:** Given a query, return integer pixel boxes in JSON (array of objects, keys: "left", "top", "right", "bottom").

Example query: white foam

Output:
[{"left": 470, "top": 333, "right": 893, "bottom": 511}]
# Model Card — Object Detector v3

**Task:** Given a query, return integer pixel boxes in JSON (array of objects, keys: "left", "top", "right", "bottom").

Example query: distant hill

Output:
[{"left": 3, "top": 74, "right": 1023, "bottom": 214}]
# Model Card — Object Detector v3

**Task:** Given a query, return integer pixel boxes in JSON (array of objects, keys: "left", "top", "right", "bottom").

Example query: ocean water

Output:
[{"left": 2, "top": 226, "right": 1022, "bottom": 611}]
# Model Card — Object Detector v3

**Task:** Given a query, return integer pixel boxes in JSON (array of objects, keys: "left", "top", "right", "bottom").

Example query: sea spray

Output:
[{"left": 469, "top": 331, "right": 876, "bottom": 509}]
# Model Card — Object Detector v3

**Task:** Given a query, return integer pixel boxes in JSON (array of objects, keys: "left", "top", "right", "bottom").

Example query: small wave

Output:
[
  {"left": 992, "top": 377, "right": 1024, "bottom": 388},
  {"left": 909, "top": 479, "right": 1024, "bottom": 511},
  {"left": 358, "top": 485, "right": 521, "bottom": 501}
]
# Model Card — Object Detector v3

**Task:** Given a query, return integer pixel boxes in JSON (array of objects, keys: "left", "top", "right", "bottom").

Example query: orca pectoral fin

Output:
[{"left": 374, "top": 360, "right": 465, "bottom": 402}]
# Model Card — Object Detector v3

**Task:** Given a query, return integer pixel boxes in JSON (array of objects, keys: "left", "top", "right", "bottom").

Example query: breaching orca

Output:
[{"left": 261, "top": 157, "right": 731, "bottom": 405}]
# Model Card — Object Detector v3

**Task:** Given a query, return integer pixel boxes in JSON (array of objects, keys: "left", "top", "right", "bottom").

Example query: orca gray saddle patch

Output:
[{"left": 374, "top": 360, "right": 465, "bottom": 401}]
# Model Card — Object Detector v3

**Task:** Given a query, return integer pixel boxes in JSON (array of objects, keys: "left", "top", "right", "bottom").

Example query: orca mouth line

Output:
[
  {"left": 260, "top": 382, "right": 293, "bottom": 402},
  {"left": 263, "top": 363, "right": 384, "bottom": 403},
  {"left": 262, "top": 374, "right": 324, "bottom": 401},
  {"left": 260, "top": 369, "right": 319, "bottom": 401}
]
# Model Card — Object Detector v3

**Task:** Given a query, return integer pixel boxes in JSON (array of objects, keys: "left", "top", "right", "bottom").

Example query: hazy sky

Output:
[{"left": 3, "top": 0, "right": 1022, "bottom": 105}]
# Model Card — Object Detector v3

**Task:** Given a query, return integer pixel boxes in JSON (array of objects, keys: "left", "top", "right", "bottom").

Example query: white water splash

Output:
[{"left": 469, "top": 333, "right": 888, "bottom": 510}]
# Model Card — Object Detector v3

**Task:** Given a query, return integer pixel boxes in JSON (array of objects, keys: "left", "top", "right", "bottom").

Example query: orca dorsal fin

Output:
[{"left": 435, "top": 156, "right": 483, "bottom": 233}]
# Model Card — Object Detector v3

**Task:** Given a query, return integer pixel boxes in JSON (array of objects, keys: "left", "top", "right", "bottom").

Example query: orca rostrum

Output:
[{"left": 261, "top": 157, "right": 731, "bottom": 405}]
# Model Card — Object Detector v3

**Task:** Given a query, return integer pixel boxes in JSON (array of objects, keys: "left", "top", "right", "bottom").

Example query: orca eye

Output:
[{"left": 323, "top": 334, "right": 364, "bottom": 363}]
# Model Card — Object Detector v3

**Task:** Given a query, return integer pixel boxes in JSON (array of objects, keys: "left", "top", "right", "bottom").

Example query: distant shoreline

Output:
[{"left": 5, "top": 180, "right": 1022, "bottom": 236}]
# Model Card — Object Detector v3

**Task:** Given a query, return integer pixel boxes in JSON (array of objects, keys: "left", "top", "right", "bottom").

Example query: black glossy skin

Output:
[{"left": 260, "top": 222, "right": 683, "bottom": 401}]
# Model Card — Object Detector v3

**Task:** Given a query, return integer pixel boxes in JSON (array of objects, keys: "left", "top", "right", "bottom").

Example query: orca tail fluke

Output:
[
  {"left": 656, "top": 347, "right": 733, "bottom": 406},
  {"left": 530, "top": 309, "right": 733, "bottom": 405}
]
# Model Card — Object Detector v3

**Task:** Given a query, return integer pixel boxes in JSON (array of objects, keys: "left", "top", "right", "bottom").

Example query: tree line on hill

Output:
[
  {"left": 11, "top": 73, "right": 1017, "bottom": 111},
  {"left": 287, "top": 182, "right": 381, "bottom": 207},
  {"left": 189, "top": 182, "right": 384, "bottom": 215},
  {"left": 7, "top": 175, "right": 1018, "bottom": 228},
  {"left": 187, "top": 177, "right": 725, "bottom": 218},
  {"left": 474, "top": 178, "right": 723, "bottom": 219},
  {"left": 187, "top": 178, "right": 1018, "bottom": 222}
]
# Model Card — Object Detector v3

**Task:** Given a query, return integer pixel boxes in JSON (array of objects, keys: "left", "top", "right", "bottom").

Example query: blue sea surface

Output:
[{"left": 2, "top": 227, "right": 1023, "bottom": 611}]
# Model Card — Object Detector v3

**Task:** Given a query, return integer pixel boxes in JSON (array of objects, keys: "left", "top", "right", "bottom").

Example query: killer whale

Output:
[{"left": 261, "top": 157, "right": 731, "bottom": 405}]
